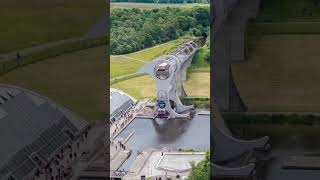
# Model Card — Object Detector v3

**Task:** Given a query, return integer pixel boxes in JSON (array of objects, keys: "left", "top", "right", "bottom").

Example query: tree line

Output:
[
  {"left": 111, "top": 0, "right": 209, "bottom": 3},
  {"left": 187, "top": 151, "right": 210, "bottom": 180},
  {"left": 111, "top": 7, "right": 209, "bottom": 54}
]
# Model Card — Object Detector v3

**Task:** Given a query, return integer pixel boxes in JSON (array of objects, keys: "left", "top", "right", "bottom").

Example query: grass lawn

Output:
[
  {"left": 110, "top": 37, "right": 190, "bottom": 79},
  {"left": 183, "top": 72, "right": 210, "bottom": 97},
  {"left": 111, "top": 72, "right": 209, "bottom": 99},
  {"left": 0, "top": 0, "right": 106, "bottom": 53},
  {"left": 257, "top": 0, "right": 320, "bottom": 22},
  {"left": 233, "top": 34, "right": 320, "bottom": 112},
  {"left": 111, "top": 2, "right": 209, "bottom": 9},
  {"left": 191, "top": 47, "right": 209, "bottom": 68},
  {"left": 127, "top": 36, "right": 191, "bottom": 61},
  {"left": 0, "top": 46, "right": 107, "bottom": 121},
  {"left": 110, "top": 56, "right": 144, "bottom": 78}
]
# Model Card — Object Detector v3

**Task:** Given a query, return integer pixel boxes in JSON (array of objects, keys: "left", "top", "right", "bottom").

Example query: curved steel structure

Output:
[
  {"left": 212, "top": 0, "right": 261, "bottom": 112},
  {"left": 139, "top": 40, "right": 198, "bottom": 119},
  {"left": 211, "top": 0, "right": 270, "bottom": 178}
]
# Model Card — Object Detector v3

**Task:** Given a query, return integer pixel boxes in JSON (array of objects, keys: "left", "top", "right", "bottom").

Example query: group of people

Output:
[
  {"left": 28, "top": 146, "right": 74, "bottom": 180},
  {"left": 26, "top": 131, "right": 90, "bottom": 180},
  {"left": 154, "top": 174, "right": 181, "bottom": 180},
  {"left": 117, "top": 140, "right": 126, "bottom": 150},
  {"left": 110, "top": 105, "right": 136, "bottom": 139},
  {"left": 111, "top": 139, "right": 127, "bottom": 152}
]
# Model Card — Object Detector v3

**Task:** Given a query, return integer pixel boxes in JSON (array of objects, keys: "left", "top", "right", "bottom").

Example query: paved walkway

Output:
[
  {"left": 126, "top": 149, "right": 154, "bottom": 177},
  {"left": 110, "top": 72, "right": 142, "bottom": 82},
  {"left": 110, "top": 137, "right": 132, "bottom": 172},
  {"left": 117, "top": 55, "right": 147, "bottom": 63},
  {"left": 0, "top": 15, "right": 107, "bottom": 63},
  {"left": 71, "top": 120, "right": 106, "bottom": 179},
  {"left": 0, "top": 38, "right": 82, "bottom": 62},
  {"left": 123, "top": 150, "right": 194, "bottom": 180},
  {"left": 110, "top": 100, "right": 148, "bottom": 140}
]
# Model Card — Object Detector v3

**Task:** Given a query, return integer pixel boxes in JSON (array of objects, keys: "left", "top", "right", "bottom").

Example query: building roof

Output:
[
  {"left": 0, "top": 84, "right": 89, "bottom": 180},
  {"left": 110, "top": 88, "right": 136, "bottom": 119}
]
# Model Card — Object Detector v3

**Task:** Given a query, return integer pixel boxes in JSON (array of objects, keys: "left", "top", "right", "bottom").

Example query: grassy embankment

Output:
[
  {"left": 110, "top": 36, "right": 190, "bottom": 79},
  {"left": 0, "top": 0, "right": 107, "bottom": 120},
  {"left": 0, "top": 0, "right": 105, "bottom": 53},
  {"left": 190, "top": 36, "right": 210, "bottom": 71},
  {"left": 110, "top": 3, "right": 210, "bottom": 104},
  {"left": 0, "top": 46, "right": 107, "bottom": 121},
  {"left": 232, "top": 0, "right": 320, "bottom": 112},
  {"left": 111, "top": 37, "right": 210, "bottom": 99},
  {"left": 112, "top": 72, "right": 209, "bottom": 99}
]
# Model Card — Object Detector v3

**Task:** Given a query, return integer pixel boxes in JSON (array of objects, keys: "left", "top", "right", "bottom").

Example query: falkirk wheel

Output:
[
  {"left": 211, "top": 0, "right": 271, "bottom": 178},
  {"left": 139, "top": 40, "right": 198, "bottom": 119}
]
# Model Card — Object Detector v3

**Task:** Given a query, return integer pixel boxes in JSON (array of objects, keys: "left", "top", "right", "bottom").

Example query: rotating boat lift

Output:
[
  {"left": 211, "top": 0, "right": 270, "bottom": 178},
  {"left": 139, "top": 40, "right": 198, "bottom": 119}
]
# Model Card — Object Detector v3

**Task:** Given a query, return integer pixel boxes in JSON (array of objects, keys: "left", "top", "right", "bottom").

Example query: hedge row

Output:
[
  {"left": 223, "top": 113, "right": 320, "bottom": 125},
  {"left": 250, "top": 22, "right": 320, "bottom": 35},
  {"left": 187, "top": 67, "right": 210, "bottom": 73},
  {"left": 181, "top": 96, "right": 209, "bottom": 101},
  {"left": 0, "top": 36, "right": 107, "bottom": 75},
  {"left": 181, "top": 96, "right": 210, "bottom": 108}
]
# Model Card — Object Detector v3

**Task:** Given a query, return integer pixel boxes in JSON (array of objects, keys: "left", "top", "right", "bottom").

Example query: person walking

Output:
[{"left": 16, "top": 52, "right": 21, "bottom": 66}]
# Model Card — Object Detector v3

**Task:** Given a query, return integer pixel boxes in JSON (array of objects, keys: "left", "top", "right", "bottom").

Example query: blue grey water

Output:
[{"left": 117, "top": 114, "right": 210, "bottom": 171}]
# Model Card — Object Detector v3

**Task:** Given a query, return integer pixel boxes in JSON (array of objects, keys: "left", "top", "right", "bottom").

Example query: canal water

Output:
[{"left": 117, "top": 114, "right": 210, "bottom": 172}]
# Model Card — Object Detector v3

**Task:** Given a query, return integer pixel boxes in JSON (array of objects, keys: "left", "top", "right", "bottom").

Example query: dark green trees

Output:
[
  {"left": 111, "top": 7, "right": 209, "bottom": 54},
  {"left": 187, "top": 151, "right": 210, "bottom": 180},
  {"left": 111, "top": 0, "right": 209, "bottom": 3}
]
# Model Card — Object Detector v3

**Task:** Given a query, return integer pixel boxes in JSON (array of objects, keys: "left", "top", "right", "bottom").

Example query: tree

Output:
[
  {"left": 192, "top": 7, "right": 210, "bottom": 27},
  {"left": 110, "top": 6, "right": 209, "bottom": 54},
  {"left": 186, "top": 151, "right": 210, "bottom": 180}
]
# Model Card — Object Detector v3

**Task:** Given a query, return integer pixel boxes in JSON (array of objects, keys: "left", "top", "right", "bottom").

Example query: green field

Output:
[
  {"left": 112, "top": 72, "right": 209, "bottom": 99},
  {"left": 257, "top": 0, "right": 320, "bottom": 22},
  {"left": 233, "top": 34, "right": 320, "bottom": 112},
  {"left": 111, "top": 2, "right": 208, "bottom": 9},
  {"left": 110, "top": 36, "right": 190, "bottom": 78},
  {"left": 238, "top": 1, "right": 320, "bottom": 112},
  {"left": 110, "top": 56, "right": 144, "bottom": 78},
  {"left": 0, "top": 46, "right": 106, "bottom": 120},
  {"left": 0, "top": 0, "right": 105, "bottom": 53}
]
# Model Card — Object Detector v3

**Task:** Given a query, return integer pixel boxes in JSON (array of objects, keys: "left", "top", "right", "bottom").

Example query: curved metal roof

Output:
[
  {"left": 110, "top": 88, "right": 137, "bottom": 118},
  {"left": 0, "top": 84, "right": 89, "bottom": 180}
]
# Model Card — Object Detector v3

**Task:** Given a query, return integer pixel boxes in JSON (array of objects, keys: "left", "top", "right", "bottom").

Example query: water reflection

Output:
[
  {"left": 118, "top": 114, "right": 209, "bottom": 150},
  {"left": 117, "top": 114, "right": 210, "bottom": 171},
  {"left": 152, "top": 118, "right": 191, "bottom": 142}
]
